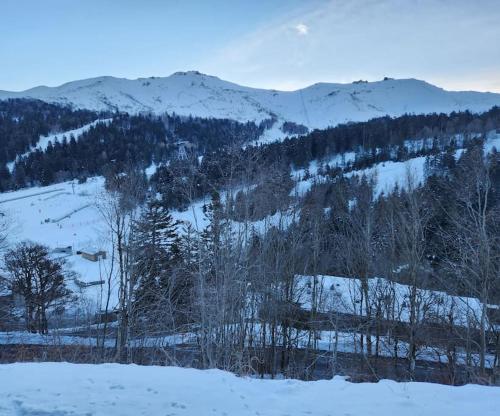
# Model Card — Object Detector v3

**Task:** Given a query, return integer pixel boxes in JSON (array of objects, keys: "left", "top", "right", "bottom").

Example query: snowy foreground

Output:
[{"left": 0, "top": 363, "right": 499, "bottom": 416}]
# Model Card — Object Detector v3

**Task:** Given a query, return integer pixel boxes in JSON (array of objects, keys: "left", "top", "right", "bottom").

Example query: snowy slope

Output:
[
  {"left": 296, "top": 275, "right": 487, "bottom": 327},
  {"left": 6, "top": 118, "right": 112, "bottom": 172},
  {"left": 0, "top": 178, "right": 111, "bottom": 304},
  {"left": 0, "top": 363, "right": 498, "bottom": 416},
  {"left": 345, "top": 156, "right": 427, "bottom": 196},
  {"left": 2, "top": 72, "right": 500, "bottom": 135},
  {"left": 0, "top": 135, "right": 498, "bottom": 310}
]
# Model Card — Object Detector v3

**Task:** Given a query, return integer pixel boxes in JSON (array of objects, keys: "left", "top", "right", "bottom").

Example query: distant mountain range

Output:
[{"left": 2, "top": 71, "right": 500, "bottom": 138}]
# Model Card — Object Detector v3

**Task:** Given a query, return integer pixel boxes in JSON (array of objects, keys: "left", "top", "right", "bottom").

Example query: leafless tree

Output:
[
  {"left": 440, "top": 147, "right": 500, "bottom": 377},
  {"left": 4, "top": 241, "right": 73, "bottom": 334},
  {"left": 335, "top": 175, "right": 378, "bottom": 358},
  {"left": 394, "top": 169, "right": 432, "bottom": 380},
  {"left": 97, "top": 170, "right": 145, "bottom": 361}
]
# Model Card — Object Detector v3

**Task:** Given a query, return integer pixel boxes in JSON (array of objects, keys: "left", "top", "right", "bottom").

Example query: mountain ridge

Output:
[{"left": 2, "top": 72, "right": 500, "bottom": 139}]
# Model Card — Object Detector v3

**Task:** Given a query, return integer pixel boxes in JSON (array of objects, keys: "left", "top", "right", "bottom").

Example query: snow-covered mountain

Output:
[{"left": 2, "top": 71, "right": 500, "bottom": 133}]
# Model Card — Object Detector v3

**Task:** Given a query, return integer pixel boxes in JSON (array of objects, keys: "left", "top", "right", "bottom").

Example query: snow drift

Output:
[{"left": 0, "top": 362, "right": 498, "bottom": 415}]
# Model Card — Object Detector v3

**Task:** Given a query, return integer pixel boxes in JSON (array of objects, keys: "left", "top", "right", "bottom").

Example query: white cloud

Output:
[{"left": 295, "top": 23, "right": 309, "bottom": 35}]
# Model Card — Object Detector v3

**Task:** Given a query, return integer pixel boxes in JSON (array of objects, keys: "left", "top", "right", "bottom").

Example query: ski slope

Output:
[
  {"left": 2, "top": 72, "right": 500, "bottom": 139},
  {"left": 0, "top": 362, "right": 498, "bottom": 416}
]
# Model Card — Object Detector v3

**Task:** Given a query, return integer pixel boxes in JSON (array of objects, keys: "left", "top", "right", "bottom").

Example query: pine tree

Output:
[{"left": 131, "top": 198, "right": 180, "bottom": 319}]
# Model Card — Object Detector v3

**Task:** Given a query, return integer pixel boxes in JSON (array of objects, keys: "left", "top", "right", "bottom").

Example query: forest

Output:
[{"left": 0, "top": 100, "right": 499, "bottom": 385}]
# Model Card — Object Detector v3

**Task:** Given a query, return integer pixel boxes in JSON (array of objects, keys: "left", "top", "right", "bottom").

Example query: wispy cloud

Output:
[{"left": 202, "top": 0, "right": 500, "bottom": 92}]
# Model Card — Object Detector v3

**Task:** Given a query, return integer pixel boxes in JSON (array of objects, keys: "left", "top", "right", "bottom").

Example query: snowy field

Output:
[
  {"left": 0, "top": 173, "right": 215, "bottom": 307},
  {"left": 0, "top": 363, "right": 498, "bottom": 416},
  {"left": 0, "top": 177, "right": 112, "bottom": 306}
]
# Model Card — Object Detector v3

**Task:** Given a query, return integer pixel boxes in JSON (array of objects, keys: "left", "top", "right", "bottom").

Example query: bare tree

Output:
[
  {"left": 440, "top": 147, "right": 500, "bottom": 377},
  {"left": 335, "top": 175, "right": 378, "bottom": 358},
  {"left": 97, "top": 170, "right": 145, "bottom": 361},
  {"left": 4, "top": 241, "right": 72, "bottom": 334},
  {"left": 394, "top": 169, "right": 432, "bottom": 380}
]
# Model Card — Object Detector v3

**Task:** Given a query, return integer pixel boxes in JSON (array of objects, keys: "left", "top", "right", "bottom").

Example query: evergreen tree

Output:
[{"left": 131, "top": 198, "right": 181, "bottom": 320}]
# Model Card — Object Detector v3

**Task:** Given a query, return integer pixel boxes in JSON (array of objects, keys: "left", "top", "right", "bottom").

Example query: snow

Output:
[
  {"left": 0, "top": 331, "right": 109, "bottom": 347},
  {"left": 306, "top": 329, "right": 497, "bottom": 368},
  {"left": 296, "top": 275, "right": 489, "bottom": 328},
  {"left": 289, "top": 178, "right": 316, "bottom": 196},
  {"left": 342, "top": 133, "right": 500, "bottom": 197},
  {"left": 2, "top": 73, "right": 500, "bottom": 140},
  {"left": 290, "top": 152, "right": 356, "bottom": 196},
  {"left": 33, "top": 119, "right": 113, "bottom": 152},
  {"left": 485, "top": 131, "right": 500, "bottom": 153},
  {"left": 144, "top": 162, "right": 158, "bottom": 177},
  {"left": 0, "top": 362, "right": 498, "bottom": 415},
  {"left": 171, "top": 198, "right": 210, "bottom": 232},
  {"left": 253, "top": 121, "right": 301, "bottom": 145},
  {"left": 0, "top": 178, "right": 105, "bottom": 252},
  {"left": 0, "top": 177, "right": 228, "bottom": 306},
  {"left": 0, "top": 329, "right": 195, "bottom": 349},
  {"left": 0, "top": 178, "right": 110, "bottom": 304},
  {"left": 345, "top": 156, "right": 427, "bottom": 196},
  {"left": 0, "top": 176, "right": 287, "bottom": 309},
  {"left": 0, "top": 134, "right": 498, "bottom": 313},
  {"left": 294, "top": 274, "right": 498, "bottom": 367},
  {"left": 6, "top": 119, "right": 112, "bottom": 172}
]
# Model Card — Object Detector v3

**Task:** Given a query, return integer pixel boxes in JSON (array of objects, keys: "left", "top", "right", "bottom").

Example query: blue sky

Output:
[{"left": 1, "top": 0, "right": 499, "bottom": 92}]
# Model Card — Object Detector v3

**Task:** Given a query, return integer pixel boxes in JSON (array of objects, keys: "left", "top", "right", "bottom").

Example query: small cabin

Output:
[{"left": 77, "top": 249, "right": 107, "bottom": 262}]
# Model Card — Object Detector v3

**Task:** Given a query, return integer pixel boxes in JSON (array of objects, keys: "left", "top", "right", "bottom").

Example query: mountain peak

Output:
[
  {"left": 1, "top": 74, "right": 499, "bottom": 139},
  {"left": 171, "top": 70, "right": 208, "bottom": 77}
]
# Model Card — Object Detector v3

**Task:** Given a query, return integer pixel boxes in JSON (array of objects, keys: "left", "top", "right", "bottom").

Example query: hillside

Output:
[
  {"left": 2, "top": 72, "right": 500, "bottom": 139},
  {"left": 1, "top": 94, "right": 499, "bottom": 385}
]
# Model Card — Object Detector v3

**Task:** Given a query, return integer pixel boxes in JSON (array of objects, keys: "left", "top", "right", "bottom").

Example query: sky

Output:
[{"left": 1, "top": 0, "right": 499, "bottom": 92}]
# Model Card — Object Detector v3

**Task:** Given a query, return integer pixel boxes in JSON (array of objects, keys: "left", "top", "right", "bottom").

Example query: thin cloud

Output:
[
  {"left": 202, "top": 0, "right": 500, "bottom": 92},
  {"left": 295, "top": 23, "right": 309, "bottom": 35}
]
